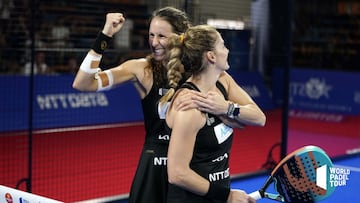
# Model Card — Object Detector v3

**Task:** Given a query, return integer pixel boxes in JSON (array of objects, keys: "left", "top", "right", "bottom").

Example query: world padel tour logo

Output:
[{"left": 316, "top": 165, "right": 350, "bottom": 189}]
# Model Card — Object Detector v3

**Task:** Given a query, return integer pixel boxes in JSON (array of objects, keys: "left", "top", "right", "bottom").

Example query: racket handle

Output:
[{"left": 249, "top": 191, "right": 262, "bottom": 200}]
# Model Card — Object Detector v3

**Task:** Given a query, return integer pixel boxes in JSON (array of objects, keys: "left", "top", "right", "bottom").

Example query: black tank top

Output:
[
  {"left": 140, "top": 75, "right": 198, "bottom": 149},
  {"left": 167, "top": 82, "right": 234, "bottom": 203},
  {"left": 141, "top": 81, "right": 170, "bottom": 148}
]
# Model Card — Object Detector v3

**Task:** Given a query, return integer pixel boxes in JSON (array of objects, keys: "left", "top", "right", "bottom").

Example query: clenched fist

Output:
[{"left": 102, "top": 13, "right": 126, "bottom": 37}]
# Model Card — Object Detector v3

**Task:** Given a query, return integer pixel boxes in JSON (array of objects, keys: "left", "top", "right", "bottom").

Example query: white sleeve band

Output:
[
  {"left": 96, "top": 69, "right": 114, "bottom": 91},
  {"left": 249, "top": 191, "right": 262, "bottom": 200},
  {"left": 79, "top": 53, "right": 102, "bottom": 74}
]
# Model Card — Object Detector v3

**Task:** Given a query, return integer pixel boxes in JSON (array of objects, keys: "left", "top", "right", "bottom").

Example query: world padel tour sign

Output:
[{"left": 316, "top": 165, "right": 351, "bottom": 189}]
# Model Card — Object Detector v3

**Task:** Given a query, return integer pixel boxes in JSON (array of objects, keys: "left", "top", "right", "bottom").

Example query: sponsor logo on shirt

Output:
[
  {"left": 212, "top": 153, "right": 229, "bottom": 162},
  {"left": 154, "top": 157, "right": 167, "bottom": 166},
  {"left": 214, "top": 123, "right": 233, "bottom": 144},
  {"left": 209, "top": 168, "right": 230, "bottom": 182}
]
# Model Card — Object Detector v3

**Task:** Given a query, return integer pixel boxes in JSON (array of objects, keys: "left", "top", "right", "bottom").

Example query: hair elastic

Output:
[{"left": 179, "top": 33, "right": 184, "bottom": 44}]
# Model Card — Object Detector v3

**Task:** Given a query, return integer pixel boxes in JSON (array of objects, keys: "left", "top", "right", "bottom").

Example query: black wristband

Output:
[
  {"left": 91, "top": 31, "right": 112, "bottom": 54},
  {"left": 204, "top": 182, "right": 230, "bottom": 201}
]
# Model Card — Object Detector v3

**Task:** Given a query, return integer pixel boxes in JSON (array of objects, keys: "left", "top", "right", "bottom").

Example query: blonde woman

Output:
[{"left": 162, "top": 25, "right": 265, "bottom": 203}]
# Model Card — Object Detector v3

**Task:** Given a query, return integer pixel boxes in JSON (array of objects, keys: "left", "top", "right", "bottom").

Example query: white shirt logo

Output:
[
  {"left": 214, "top": 123, "right": 233, "bottom": 144},
  {"left": 158, "top": 102, "right": 170, "bottom": 119}
]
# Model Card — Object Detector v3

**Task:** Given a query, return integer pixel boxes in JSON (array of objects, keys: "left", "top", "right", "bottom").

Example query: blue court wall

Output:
[
  {"left": 0, "top": 75, "right": 143, "bottom": 132},
  {"left": 272, "top": 68, "right": 360, "bottom": 115},
  {"left": 2, "top": 68, "right": 359, "bottom": 132},
  {"left": 0, "top": 71, "right": 273, "bottom": 132}
]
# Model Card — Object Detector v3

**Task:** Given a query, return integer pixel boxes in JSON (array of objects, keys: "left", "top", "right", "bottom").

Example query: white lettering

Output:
[
  {"left": 289, "top": 110, "right": 343, "bottom": 122},
  {"left": 154, "top": 157, "right": 167, "bottom": 166},
  {"left": 329, "top": 167, "right": 351, "bottom": 175},
  {"left": 37, "top": 93, "right": 109, "bottom": 110},
  {"left": 328, "top": 167, "right": 351, "bottom": 187},
  {"left": 329, "top": 180, "right": 347, "bottom": 187},
  {"left": 209, "top": 168, "right": 229, "bottom": 182},
  {"left": 212, "top": 153, "right": 229, "bottom": 162},
  {"left": 290, "top": 78, "right": 332, "bottom": 100},
  {"left": 158, "top": 134, "right": 170, "bottom": 141},
  {"left": 290, "top": 82, "right": 305, "bottom": 97}
]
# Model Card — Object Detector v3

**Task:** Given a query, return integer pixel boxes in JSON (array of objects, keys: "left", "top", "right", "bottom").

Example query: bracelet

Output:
[
  {"left": 204, "top": 182, "right": 230, "bottom": 201},
  {"left": 91, "top": 31, "right": 112, "bottom": 54},
  {"left": 226, "top": 102, "right": 235, "bottom": 117}
]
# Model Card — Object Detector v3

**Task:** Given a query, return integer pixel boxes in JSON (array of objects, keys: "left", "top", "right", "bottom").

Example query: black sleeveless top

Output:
[
  {"left": 141, "top": 81, "right": 170, "bottom": 149},
  {"left": 167, "top": 82, "right": 234, "bottom": 203},
  {"left": 140, "top": 75, "right": 191, "bottom": 148}
]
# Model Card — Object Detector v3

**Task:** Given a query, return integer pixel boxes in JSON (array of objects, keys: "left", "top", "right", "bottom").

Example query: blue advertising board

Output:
[
  {"left": 230, "top": 71, "right": 274, "bottom": 111},
  {"left": 0, "top": 75, "right": 31, "bottom": 132},
  {"left": 0, "top": 72, "right": 274, "bottom": 132},
  {"left": 0, "top": 75, "right": 143, "bottom": 132},
  {"left": 272, "top": 68, "right": 360, "bottom": 115}
]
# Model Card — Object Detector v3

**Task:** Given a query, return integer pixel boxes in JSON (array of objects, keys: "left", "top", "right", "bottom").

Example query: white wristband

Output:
[
  {"left": 80, "top": 53, "right": 102, "bottom": 74},
  {"left": 96, "top": 69, "right": 114, "bottom": 91},
  {"left": 249, "top": 191, "right": 262, "bottom": 200}
]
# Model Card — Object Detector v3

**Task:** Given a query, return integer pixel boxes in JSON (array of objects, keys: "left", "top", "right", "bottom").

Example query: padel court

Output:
[
  {"left": 1, "top": 1, "right": 359, "bottom": 202},
  {"left": 1, "top": 109, "right": 359, "bottom": 202}
]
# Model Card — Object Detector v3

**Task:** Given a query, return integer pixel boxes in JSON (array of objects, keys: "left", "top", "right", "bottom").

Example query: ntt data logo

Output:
[{"left": 316, "top": 165, "right": 350, "bottom": 189}]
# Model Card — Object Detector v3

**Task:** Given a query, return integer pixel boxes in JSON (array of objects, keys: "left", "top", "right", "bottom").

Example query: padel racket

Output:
[{"left": 249, "top": 145, "right": 335, "bottom": 202}]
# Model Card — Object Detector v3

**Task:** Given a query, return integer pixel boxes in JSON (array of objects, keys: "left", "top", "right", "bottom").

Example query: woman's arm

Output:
[
  {"left": 72, "top": 56, "right": 147, "bottom": 93},
  {"left": 219, "top": 71, "right": 266, "bottom": 126},
  {"left": 172, "top": 72, "right": 265, "bottom": 127},
  {"left": 167, "top": 107, "right": 210, "bottom": 196},
  {"left": 72, "top": 13, "right": 150, "bottom": 95},
  {"left": 167, "top": 101, "right": 256, "bottom": 203}
]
